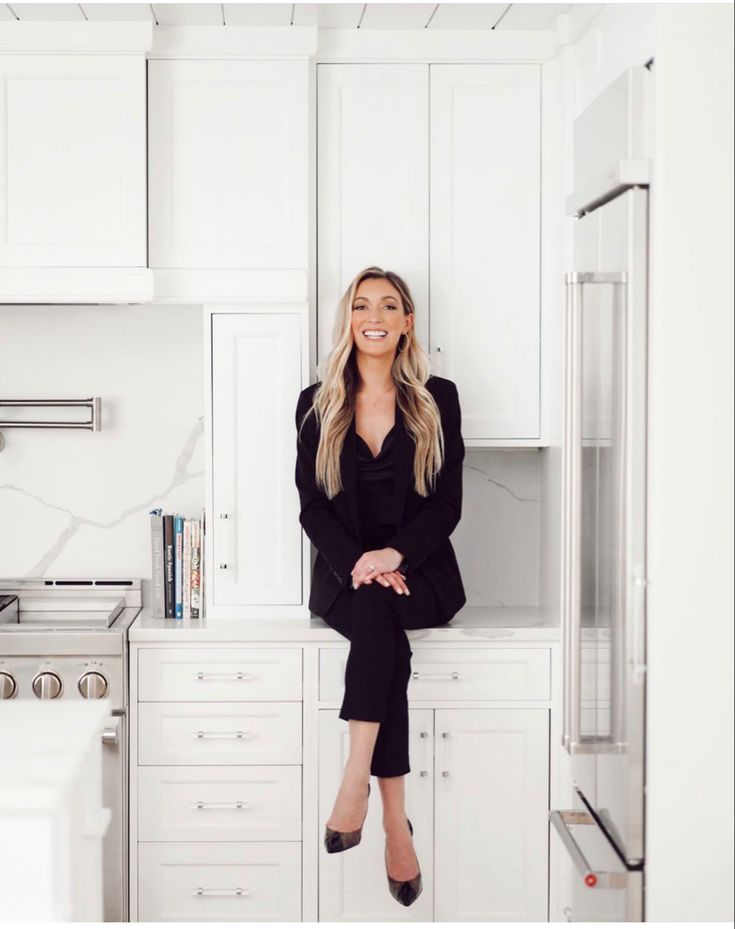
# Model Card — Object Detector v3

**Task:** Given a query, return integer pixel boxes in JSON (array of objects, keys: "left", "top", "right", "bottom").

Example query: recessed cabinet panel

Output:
[
  {"left": 138, "top": 702, "right": 302, "bottom": 766},
  {"left": 138, "top": 765, "right": 302, "bottom": 842},
  {"left": 148, "top": 59, "right": 308, "bottom": 269},
  {"left": 211, "top": 313, "right": 303, "bottom": 608},
  {"left": 317, "top": 64, "right": 429, "bottom": 360},
  {"left": 318, "top": 708, "right": 434, "bottom": 921},
  {"left": 434, "top": 708, "right": 549, "bottom": 920},
  {"left": 138, "top": 841, "right": 302, "bottom": 921},
  {"left": 138, "top": 647, "right": 302, "bottom": 701},
  {"left": 430, "top": 64, "right": 541, "bottom": 438},
  {"left": 0, "top": 55, "right": 146, "bottom": 267}
]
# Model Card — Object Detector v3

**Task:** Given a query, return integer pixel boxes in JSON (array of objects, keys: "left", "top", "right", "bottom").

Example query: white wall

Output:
[
  {"left": 0, "top": 304, "right": 204, "bottom": 593},
  {"left": 646, "top": 3, "right": 734, "bottom": 921}
]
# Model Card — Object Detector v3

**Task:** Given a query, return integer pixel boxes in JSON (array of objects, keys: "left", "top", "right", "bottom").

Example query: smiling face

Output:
[{"left": 350, "top": 277, "right": 413, "bottom": 358}]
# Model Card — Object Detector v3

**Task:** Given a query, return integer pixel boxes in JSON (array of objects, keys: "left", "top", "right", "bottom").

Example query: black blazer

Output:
[{"left": 294, "top": 374, "right": 467, "bottom": 621}]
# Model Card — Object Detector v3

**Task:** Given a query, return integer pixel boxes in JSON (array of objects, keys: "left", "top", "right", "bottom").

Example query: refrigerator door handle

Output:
[
  {"left": 562, "top": 271, "right": 627, "bottom": 755},
  {"left": 549, "top": 809, "right": 629, "bottom": 890}
]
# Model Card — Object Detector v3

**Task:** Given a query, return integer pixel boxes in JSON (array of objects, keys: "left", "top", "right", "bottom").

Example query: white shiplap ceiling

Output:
[{"left": 0, "top": 3, "right": 574, "bottom": 31}]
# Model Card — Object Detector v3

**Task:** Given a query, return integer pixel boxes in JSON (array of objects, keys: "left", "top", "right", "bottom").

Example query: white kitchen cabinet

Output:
[
  {"left": 129, "top": 625, "right": 560, "bottom": 922},
  {"left": 148, "top": 59, "right": 309, "bottom": 274},
  {"left": 0, "top": 52, "right": 150, "bottom": 302},
  {"left": 433, "top": 708, "right": 549, "bottom": 921},
  {"left": 317, "top": 64, "right": 430, "bottom": 358},
  {"left": 317, "top": 63, "right": 541, "bottom": 442},
  {"left": 430, "top": 64, "right": 541, "bottom": 439},
  {"left": 207, "top": 309, "right": 308, "bottom": 618},
  {"left": 133, "top": 645, "right": 303, "bottom": 922},
  {"left": 317, "top": 647, "right": 550, "bottom": 921}
]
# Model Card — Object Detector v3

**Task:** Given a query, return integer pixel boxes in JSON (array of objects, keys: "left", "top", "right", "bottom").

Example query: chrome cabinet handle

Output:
[
  {"left": 218, "top": 511, "right": 232, "bottom": 570},
  {"left": 411, "top": 671, "right": 460, "bottom": 681},
  {"left": 192, "top": 730, "right": 253, "bottom": 740},
  {"left": 549, "top": 809, "right": 629, "bottom": 890},
  {"left": 196, "top": 671, "right": 253, "bottom": 681},
  {"left": 193, "top": 800, "right": 251, "bottom": 810},
  {"left": 191, "top": 887, "right": 250, "bottom": 897}
]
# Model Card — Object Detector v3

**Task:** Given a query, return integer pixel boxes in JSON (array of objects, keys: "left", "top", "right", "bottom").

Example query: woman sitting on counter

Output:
[{"left": 294, "top": 265, "right": 466, "bottom": 907}]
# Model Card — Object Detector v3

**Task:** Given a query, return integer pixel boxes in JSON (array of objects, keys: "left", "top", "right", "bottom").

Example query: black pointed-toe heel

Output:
[
  {"left": 324, "top": 781, "right": 371, "bottom": 853},
  {"left": 386, "top": 816, "right": 423, "bottom": 907}
]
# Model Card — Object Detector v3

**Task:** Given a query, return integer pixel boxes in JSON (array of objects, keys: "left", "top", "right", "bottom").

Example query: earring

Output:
[{"left": 397, "top": 333, "right": 409, "bottom": 353}]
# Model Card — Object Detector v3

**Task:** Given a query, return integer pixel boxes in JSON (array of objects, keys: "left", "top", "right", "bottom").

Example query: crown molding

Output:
[
  {"left": 0, "top": 21, "right": 153, "bottom": 54},
  {"left": 149, "top": 25, "right": 318, "bottom": 59}
]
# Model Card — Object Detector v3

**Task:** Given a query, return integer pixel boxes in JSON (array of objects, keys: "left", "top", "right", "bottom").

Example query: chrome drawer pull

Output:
[
  {"left": 548, "top": 809, "right": 629, "bottom": 890},
  {"left": 196, "top": 671, "right": 253, "bottom": 681},
  {"left": 193, "top": 730, "right": 254, "bottom": 740},
  {"left": 411, "top": 671, "right": 460, "bottom": 681},
  {"left": 191, "top": 886, "right": 250, "bottom": 897},
  {"left": 193, "top": 800, "right": 252, "bottom": 810}
]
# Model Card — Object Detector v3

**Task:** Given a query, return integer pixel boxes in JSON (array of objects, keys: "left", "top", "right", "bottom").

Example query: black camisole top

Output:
[{"left": 355, "top": 423, "right": 398, "bottom": 550}]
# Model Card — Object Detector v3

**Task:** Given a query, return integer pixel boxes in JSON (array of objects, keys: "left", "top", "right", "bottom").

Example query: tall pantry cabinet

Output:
[{"left": 318, "top": 63, "right": 542, "bottom": 441}]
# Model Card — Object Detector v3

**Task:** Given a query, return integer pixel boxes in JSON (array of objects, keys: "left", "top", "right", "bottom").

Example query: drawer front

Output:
[
  {"left": 138, "top": 702, "right": 302, "bottom": 765},
  {"left": 138, "top": 841, "right": 301, "bottom": 921},
  {"left": 138, "top": 765, "right": 302, "bottom": 842},
  {"left": 319, "top": 647, "right": 551, "bottom": 702},
  {"left": 138, "top": 647, "right": 302, "bottom": 701}
]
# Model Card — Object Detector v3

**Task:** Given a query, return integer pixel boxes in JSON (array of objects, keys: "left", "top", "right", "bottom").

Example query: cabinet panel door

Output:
[
  {"left": 317, "top": 64, "right": 429, "bottom": 362},
  {"left": 211, "top": 313, "right": 302, "bottom": 607},
  {"left": 430, "top": 65, "right": 541, "bottom": 438},
  {"left": 318, "top": 708, "right": 434, "bottom": 921},
  {"left": 434, "top": 708, "right": 549, "bottom": 921},
  {"left": 0, "top": 55, "right": 146, "bottom": 267},
  {"left": 149, "top": 59, "right": 308, "bottom": 269}
]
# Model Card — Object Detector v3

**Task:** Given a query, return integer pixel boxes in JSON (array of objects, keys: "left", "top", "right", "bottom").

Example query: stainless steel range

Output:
[{"left": 0, "top": 578, "right": 142, "bottom": 923}]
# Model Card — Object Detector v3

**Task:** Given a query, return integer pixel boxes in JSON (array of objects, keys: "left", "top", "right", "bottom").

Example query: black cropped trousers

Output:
[{"left": 322, "top": 570, "right": 449, "bottom": 778}]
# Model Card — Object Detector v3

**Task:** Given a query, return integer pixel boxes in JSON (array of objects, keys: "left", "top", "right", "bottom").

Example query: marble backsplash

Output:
[{"left": 0, "top": 304, "right": 541, "bottom": 606}]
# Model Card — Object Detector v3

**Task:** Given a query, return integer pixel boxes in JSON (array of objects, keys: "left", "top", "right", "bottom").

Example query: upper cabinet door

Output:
[
  {"left": 430, "top": 65, "right": 541, "bottom": 439},
  {"left": 0, "top": 55, "right": 146, "bottom": 268},
  {"left": 149, "top": 59, "right": 308, "bottom": 271},
  {"left": 317, "top": 64, "right": 429, "bottom": 361}
]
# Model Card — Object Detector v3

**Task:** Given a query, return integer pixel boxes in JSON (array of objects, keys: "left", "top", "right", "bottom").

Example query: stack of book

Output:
[{"left": 149, "top": 509, "right": 205, "bottom": 619}]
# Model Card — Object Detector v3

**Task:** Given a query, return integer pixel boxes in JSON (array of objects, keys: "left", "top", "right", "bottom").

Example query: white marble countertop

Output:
[
  {"left": 130, "top": 604, "right": 560, "bottom": 642},
  {"left": 0, "top": 700, "right": 112, "bottom": 810}
]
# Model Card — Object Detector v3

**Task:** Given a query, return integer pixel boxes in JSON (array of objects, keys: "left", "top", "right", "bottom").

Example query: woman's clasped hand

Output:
[{"left": 351, "top": 547, "right": 411, "bottom": 596}]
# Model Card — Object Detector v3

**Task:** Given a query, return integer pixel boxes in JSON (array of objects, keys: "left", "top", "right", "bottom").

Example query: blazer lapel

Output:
[
  {"left": 340, "top": 416, "right": 361, "bottom": 542},
  {"left": 392, "top": 401, "right": 415, "bottom": 528}
]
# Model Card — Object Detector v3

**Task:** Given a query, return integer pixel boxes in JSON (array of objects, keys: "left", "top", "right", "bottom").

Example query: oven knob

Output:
[
  {"left": 0, "top": 671, "right": 17, "bottom": 699},
  {"left": 78, "top": 671, "right": 109, "bottom": 699},
  {"left": 32, "top": 671, "right": 63, "bottom": 699}
]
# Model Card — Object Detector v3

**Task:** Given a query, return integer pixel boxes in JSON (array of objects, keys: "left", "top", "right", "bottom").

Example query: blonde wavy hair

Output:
[{"left": 298, "top": 266, "right": 445, "bottom": 499}]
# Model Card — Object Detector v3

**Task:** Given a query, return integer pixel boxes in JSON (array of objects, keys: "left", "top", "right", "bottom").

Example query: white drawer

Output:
[
  {"left": 319, "top": 646, "right": 551, "bottom": 702},
  {"left": 138, "top": 766, "right": 301, "bottom": 842},
  {"left": 138, "top": 648, "right": 302, "bottom": 701},
  {"left": 138, "top": 841, "right": 301, "bottom": 922},
  {"left": 138, "top": 703, "right": 302, "bottom": 765}
]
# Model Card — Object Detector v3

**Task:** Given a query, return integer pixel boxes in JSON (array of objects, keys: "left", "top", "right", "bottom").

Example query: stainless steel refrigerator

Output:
[{"left": 550, "top": 65, "right": 651, "bottom": 921}]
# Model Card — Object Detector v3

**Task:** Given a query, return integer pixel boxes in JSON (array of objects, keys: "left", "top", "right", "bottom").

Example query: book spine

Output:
[
  {"left": 150, "top": 514, "right": 165, "bottom": 619},
  {"left": 174, "top": 515, "right": 184, "bottom": 619},
  {"left": 200, "top": 507, "right": 206, "bottom": 618},
  {"left": 183, "top": 518, "right": 192, "bottom": 620},
  {"left": 190, "top": 519, "right": 201, "bottom": 619},
  {"left": 163, "top": 515, "right": 175, "bottom": 619}
]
